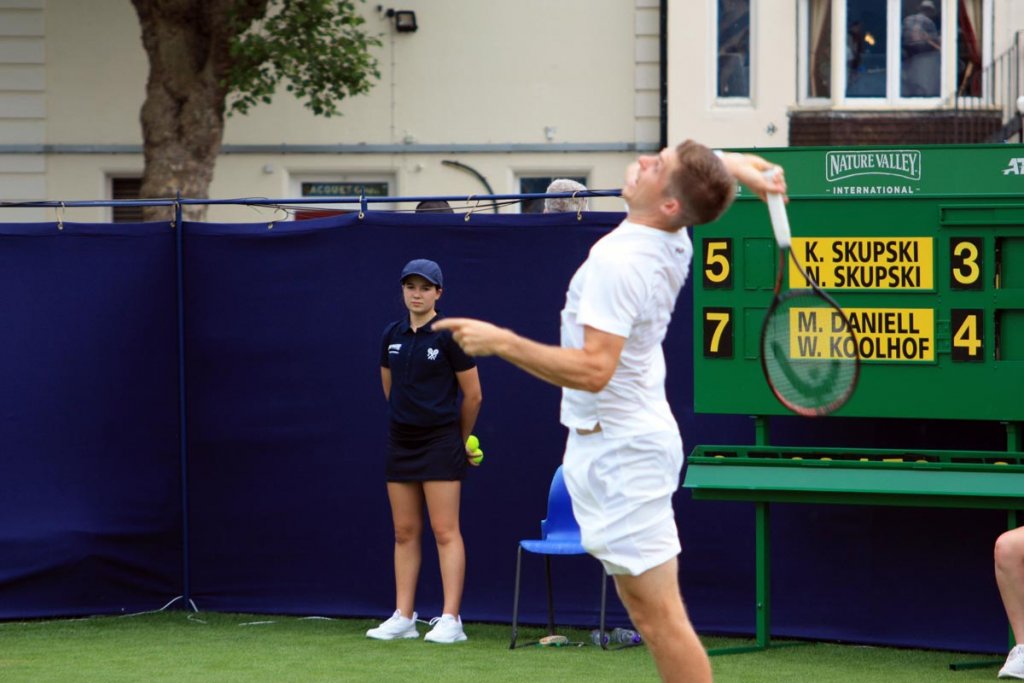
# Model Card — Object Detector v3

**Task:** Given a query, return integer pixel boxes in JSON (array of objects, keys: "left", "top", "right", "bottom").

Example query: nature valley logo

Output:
[
  {"left": 824, "top": 149, "right": 922, "bottom": 196},
  {"left": 825, "top": 150, "right": 922, "bottom": 182}
]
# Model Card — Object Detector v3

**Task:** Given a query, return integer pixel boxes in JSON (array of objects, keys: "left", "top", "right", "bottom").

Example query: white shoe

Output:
[
  {"left": 423, "top": 614, "right": 467, "bottom": 643},
  {"left": 1000, "top": 644, "right": 1024, "bottom": 679},
  {"left": 366, "top": 610, "right": 419, "bottom": 640}
]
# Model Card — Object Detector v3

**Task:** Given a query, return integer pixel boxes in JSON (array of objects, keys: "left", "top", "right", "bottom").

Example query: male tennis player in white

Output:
[{"left": 435, "top": 141, "right": 785, "bottom": 682}]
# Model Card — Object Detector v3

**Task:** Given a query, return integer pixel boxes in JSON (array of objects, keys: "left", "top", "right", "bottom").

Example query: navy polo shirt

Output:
[{"left": 380, "top": 312, "right": 476, "bottom": 427}]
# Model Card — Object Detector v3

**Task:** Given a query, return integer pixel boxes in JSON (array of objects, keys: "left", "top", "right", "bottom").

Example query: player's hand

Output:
[
  {"left": 432, "top": 317, "right": 512, "bottom": 357},
  {"left": 721, "top": 153, "right": 787, "bottom": 202}
]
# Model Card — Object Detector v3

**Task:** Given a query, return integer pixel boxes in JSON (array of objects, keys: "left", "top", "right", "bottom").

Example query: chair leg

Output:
[
  {"left": 510, "top": 546, "right": 524, "bottom": 649},
  {"left": 544, "top": 555, "right": 555, "bottom": 635},
  {"left": 599, "top": 567, "right": 608, "bottom": 650}
]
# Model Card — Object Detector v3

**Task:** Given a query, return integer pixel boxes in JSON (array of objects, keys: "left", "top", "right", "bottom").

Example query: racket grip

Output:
[{"left": 762, "top": 168, "right": 791, "bottom": 248}]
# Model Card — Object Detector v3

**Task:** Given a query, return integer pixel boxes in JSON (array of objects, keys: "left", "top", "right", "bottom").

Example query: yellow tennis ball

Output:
[
  {"left": 469, "top": 449, "right": 484, "bottom": 466},
  {"left": 466, "top": 435, "right": 479, "bottom": 451}
]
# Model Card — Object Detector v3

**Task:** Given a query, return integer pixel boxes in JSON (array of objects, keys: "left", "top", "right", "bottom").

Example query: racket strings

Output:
[{"left": 762, "top": 292, "right": 858, "bottom": 415}]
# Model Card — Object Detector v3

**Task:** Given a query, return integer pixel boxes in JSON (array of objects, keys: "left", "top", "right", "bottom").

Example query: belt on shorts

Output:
[{"left": 575, "top": 424, "right": 602, "bottom": 436}]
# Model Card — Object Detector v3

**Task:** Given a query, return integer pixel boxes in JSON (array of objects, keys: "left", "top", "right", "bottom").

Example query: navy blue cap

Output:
[{"left": 400, "top": 258, "right": 443, "bottom": 288}]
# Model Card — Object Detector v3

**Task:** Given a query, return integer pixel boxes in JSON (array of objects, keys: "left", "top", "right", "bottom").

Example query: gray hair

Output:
[{"left": 543, "top": 178, "right": 589, "bottom": 213}]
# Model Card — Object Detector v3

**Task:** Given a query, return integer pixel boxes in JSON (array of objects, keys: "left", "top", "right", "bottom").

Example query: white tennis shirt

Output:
[{"left": 559, "top": 220, "right": 693, "bottom": 439}]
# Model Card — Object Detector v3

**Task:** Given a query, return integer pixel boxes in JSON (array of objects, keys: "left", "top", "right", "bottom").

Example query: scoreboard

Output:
[{"left": 694, "top": 144, "right": 1024, "bottom": 421}]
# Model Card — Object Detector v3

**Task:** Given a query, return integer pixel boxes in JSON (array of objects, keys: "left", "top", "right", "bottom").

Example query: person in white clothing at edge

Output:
[
  {"left": 435, "top": 140, "right": 786, "bottom": 682},
  {"left": 995, "top": 527, "right": 1024, "bottom": 678}
]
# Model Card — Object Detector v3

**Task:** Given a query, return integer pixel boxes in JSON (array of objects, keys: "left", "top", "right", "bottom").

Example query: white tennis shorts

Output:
[{"left": 562, "top": 428, "right": 684, "bottom": 576}]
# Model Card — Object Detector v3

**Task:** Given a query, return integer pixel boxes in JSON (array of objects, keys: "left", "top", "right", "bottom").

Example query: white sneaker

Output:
[
  {"left": 423, "top": 614, "right": 468, "bottom": 643},
  {"left": 1000, "top": 644, "right": 1024, "bottom": 679},
  {"left": 366, "top": 610, "right": 419, "bottom": 640}
]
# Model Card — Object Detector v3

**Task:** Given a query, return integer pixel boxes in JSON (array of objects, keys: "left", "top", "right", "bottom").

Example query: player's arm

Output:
[
  {"left": 381, "top": 367, "right": 391, "bottom": 400},
  {"left": 455, "top": 366, "right": 482, "bottom": 447},
  {"left": 718, "top": 152, "right": 787, "bottom": 201},
  {"left": 433, "top": 318, "right": 625, "bottom": 393}
]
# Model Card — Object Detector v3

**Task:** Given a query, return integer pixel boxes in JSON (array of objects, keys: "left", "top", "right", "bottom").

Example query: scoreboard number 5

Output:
[
  {"left": 702, "top": 238, "right": 733, "bottom": 289},
  {"left": 950, "top": 309, "right": 984, "bottom": 362}
]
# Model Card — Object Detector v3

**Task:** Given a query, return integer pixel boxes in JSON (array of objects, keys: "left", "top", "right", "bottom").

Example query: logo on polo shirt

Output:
[
  {"left": 388, "top": 343, "right": 402, "bottom": 354},
  {"left": 427, "top": 348, "right": 439, "bottom": 360}
]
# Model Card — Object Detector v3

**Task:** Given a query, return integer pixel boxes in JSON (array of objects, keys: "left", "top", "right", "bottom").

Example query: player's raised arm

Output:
[
  {"left": 718, "top": 152, "right": 788, "bottom": 201},
  {"left": 432, "top": 318, "right": 624, "bottom": 393}
]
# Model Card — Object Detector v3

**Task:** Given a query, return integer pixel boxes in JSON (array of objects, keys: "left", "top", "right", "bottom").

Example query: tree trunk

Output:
[{"left": 132, "top": 0, "right": 267, "bottom": 222}]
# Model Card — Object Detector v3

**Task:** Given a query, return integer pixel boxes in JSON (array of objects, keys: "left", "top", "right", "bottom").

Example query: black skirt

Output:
[{"left": 386, "top": 421, "right": 466, "bottom": 482}]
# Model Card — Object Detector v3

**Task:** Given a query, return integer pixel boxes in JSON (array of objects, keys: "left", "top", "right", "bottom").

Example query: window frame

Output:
[
  {"left": 797, "top": 0, "right": 991, "bottom": 107},
  {"left": 712, "top": 0, "right": 756, "bottom": 108},
  {"left": 108, "top": 175, "right": 143, "bottom": 224}
]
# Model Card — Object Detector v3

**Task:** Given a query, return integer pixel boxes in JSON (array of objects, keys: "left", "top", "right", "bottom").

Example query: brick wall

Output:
[{"left": 789, "top": 110, "right": 1006, "bottom": 146}]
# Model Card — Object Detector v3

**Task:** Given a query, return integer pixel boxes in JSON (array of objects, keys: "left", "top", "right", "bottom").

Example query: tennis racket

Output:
[{"left": 760, "top": 171, "right": 859, "bottom": 416}]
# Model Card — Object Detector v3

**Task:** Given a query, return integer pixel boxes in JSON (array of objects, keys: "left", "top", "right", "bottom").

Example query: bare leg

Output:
[
  {"left": 995, "top": 527, "right": 1024, "bottom": 644},
  {"left": 387, "top": 481, "right": 425, "bottom": 618},
  {"left": 423, "top": 480, "right": 464, "bottom": 616},
  {"left": 613, "top": 557, "right": 712, "bottom": 683}
]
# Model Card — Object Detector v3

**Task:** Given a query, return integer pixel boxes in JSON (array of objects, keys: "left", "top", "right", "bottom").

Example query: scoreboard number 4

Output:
[{"left": 951, "top": 308, "right": 984, "bottom": 362}]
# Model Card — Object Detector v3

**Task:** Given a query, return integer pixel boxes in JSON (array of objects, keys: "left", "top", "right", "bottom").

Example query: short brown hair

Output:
[{"left": 667, "top": 140, "right": 736, "bottom": 227}]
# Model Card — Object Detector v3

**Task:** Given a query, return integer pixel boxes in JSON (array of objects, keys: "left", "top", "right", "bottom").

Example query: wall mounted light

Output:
[{"left": 383, "top": 8, "right": 417, "bottom": 32}]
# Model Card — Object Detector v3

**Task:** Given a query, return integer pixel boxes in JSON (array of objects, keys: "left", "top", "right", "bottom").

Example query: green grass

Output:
[{"left": 0, "top": 611, "right": 1005, "bottom": 682}]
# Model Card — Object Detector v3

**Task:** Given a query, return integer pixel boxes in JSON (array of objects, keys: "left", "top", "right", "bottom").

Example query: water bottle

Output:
[
  {"left": 590, "top": 627, "right": 642, "bottom": 646},
  {"left": 610, "top": 627, "right": 642, "bottom": 645}
]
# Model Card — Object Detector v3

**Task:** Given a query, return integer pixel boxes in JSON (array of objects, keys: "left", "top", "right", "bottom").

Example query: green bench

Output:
[{"left": 684, "top": 442, "right": 1024, "bottom": 658}]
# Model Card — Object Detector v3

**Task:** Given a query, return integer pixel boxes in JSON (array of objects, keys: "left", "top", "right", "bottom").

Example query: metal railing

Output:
[{"left": 953, "top": 31, "right": 1023, "bottom": 143}]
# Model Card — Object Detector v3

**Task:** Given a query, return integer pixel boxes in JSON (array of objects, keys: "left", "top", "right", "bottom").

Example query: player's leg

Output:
[
  {"left": 995, "top": 527, "right": 1024, "bottom": 643},
  {"left": 613, "top": 557, "right": 711, "bottom": 683},
  {"left": 387, "top": 480, "right": 426, "bottom": 618},
  {"left": 423, "top": 479, "right": 465, "bottom": 617}
]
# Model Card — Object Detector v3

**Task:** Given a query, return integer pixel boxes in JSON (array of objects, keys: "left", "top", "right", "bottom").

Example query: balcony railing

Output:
[{"left": 953, "top": 31, "right": 1023, "bottom": 143}]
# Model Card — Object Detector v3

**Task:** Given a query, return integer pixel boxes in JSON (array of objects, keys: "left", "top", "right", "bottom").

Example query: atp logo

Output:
[
  {"left": 1003, "top": 158, "right": 1024, "bottom": 175},
  {"left": 427, "top": 348, "right": 439, "bottom": 361}
]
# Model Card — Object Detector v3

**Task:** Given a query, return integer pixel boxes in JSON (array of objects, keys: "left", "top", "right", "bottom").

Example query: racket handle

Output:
[{"left": 762, "top": 168, "right": 791, "bottom": 248}]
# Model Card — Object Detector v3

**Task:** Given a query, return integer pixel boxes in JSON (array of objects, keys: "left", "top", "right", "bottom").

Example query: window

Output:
[
  {"left": 801, "top": 0, "right": 988, "bottom": 105},
  {"left": 111, "top": 177, "right": 143, "bottom": 223},
  {"left": 717, "top": 0, "right": 751, "bottom": 98},
  {"left": 956, "top": 0, "right": 983, "bottom": 97},
  {"left": 518, "top": 176, "right": 588, "bottom": 215},
  {"left": 806, "top": 0, "right": 833, "bottom": 99}
]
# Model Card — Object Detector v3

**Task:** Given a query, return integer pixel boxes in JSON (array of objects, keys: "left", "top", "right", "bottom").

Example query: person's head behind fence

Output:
[
  {"left": 416, "top": 200, "right": 454, "bottom": 214},
  {"left": 543, "top": 179, "right": 589, "bottom": 214}
]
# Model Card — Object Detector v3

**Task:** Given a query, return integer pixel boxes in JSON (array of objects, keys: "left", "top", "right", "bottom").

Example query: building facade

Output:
[
  {"left": 0, "top": 0, "right": 661, "bottom": 222},
  {"left": 2, "top": 1, "right": 1022, "bottom": 223},
  {"left": 669, "top": 0, "right": 1024, "bottom": 148}
]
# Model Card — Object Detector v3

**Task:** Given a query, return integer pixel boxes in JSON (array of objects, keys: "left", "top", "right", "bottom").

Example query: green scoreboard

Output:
[{"left": 694, "top": 144, "right": 1024, "bottom": 421}]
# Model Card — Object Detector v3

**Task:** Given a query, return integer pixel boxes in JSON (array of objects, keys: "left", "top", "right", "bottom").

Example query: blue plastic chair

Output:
[{"left": 509, "top": 465, "right": 608, "bottom": 649}]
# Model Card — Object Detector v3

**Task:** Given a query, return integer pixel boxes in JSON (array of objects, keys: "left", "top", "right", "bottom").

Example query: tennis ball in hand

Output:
[{"left": 466, "top": 435, "right": 484, "bottom": 466}]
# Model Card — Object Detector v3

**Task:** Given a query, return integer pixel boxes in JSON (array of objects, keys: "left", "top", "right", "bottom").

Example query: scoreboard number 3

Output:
[{"left": 950, "top": 237, "right": 983, "bottom": 290}]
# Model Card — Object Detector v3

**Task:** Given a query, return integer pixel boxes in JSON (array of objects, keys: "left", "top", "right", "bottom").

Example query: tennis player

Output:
[
  {"left": 435, "top": 142, "right": 784, "bottom": 681},
  {"left": 368, "top": 258, "right": 483, "bottom": 644}
]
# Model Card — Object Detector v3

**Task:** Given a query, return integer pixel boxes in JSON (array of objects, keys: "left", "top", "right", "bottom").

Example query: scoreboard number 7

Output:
[{"left": 703, "top": 307, "right": 733, "bottom": 358}]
